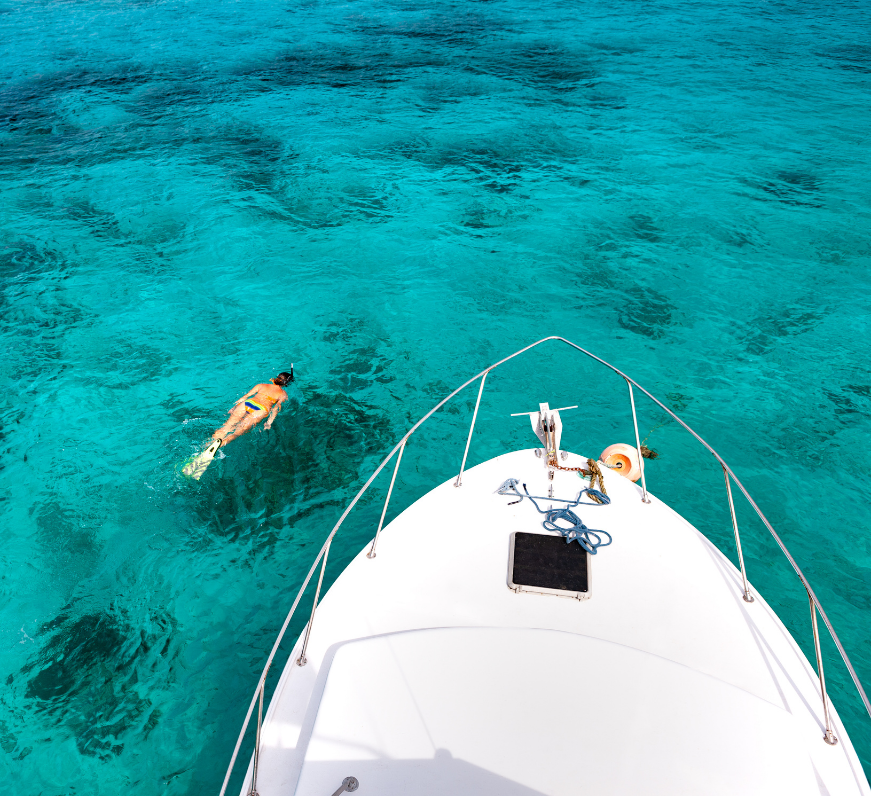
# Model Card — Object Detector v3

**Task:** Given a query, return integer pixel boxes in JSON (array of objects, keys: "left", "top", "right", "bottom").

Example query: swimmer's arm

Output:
[{"left": 264, "top": 396, "right": 285, "bottom": 430}]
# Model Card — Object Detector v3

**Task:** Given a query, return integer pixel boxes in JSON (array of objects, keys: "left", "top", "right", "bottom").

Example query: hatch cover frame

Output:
[{"left": 508, "top": 531, "right": 592, "bottom": 601}]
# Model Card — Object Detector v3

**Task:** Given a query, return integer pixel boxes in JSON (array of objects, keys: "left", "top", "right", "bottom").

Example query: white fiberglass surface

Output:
[
  {"left": 295, "top": 627, "right": 819, "bottom": 796},
  {"left": 243, "top": 450, "right": 869, "bottom": 796}
]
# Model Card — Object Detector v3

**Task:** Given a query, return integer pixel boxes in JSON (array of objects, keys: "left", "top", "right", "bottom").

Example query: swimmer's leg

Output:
[
  {"left": 221, "top": 412, "right": 265, "bottom": 445},
  {"left": 213, "top": 404, "right": 247, "bottom": 441}
]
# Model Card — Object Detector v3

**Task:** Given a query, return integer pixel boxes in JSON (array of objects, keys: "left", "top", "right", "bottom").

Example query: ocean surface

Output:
[{"left": 1, "top": 0, "right": 870, "bottom": 791}]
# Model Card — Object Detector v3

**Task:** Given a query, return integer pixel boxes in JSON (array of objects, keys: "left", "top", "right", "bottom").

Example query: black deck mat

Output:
[{"left": 512, "top": 532, "right": 588, "bottom": 593}]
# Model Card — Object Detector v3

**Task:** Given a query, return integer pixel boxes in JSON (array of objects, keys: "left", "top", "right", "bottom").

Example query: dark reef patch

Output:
[
  {"left": 276, "top": 169, "right": 393, "bottom": 228},
  {"left": 197, "top": 122, "right": 292, "bottom": 193},
  {"left": 124, "top": 75, "right": 212, "bottom": 121},
  {"left": 22, "top": 605, "right": 177, "bottom": 758},
  {"left": 0, "top": 241, "right": 68, "bottom": 283},
  {"left": 810, "top": 552, "right": 871, "bottom": 611},
  {"left": 349, "top": 10, "right": 501, "bottom": 46},
  {"left": 437, "top": 144, "right": 524, "bottom": 178},
  {"left": 754, "top": 170, "right": 823, "bottom": 208},
  {"left": 587, "top": 91, "right": 627, "bottom": 111},
  {"left": 0, "top": 64, "right": 215, "bottom": 171},
  {"left": 628, "top": 214, "right": 663, "bottom": 243},
  {"left": 823, "top": 384, "right": 871, "bottom": 419},
  {"left": 740, "top": 303, "right": 827, "bottom": 355},
  {"left": 62, "top": 199, "right": 126, "bottom": 241},
  {"left": 0, "top": 65, "right": 150, "bottom": 133},
  {"left": 817, "top": 43, "right": 871, "bottom": 74},
  {"left": 242, "top": 47, "right": 423, "bottom": 91},
  {"left": 617, "top": 284, "right": 677, "bottom": 339},
  {"left": 483, "top": 41, "right": 598, "bottom": 91},
  {"left": 0, "top": 243, "right": 92, "bottom": 381}
]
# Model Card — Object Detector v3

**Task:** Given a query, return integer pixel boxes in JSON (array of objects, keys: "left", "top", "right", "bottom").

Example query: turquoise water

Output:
[{"left": 2, "top": 0, "right": 870, "bottom": 790}]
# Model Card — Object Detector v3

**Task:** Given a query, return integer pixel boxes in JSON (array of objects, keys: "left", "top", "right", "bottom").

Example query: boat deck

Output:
[{"left": 241, "top": 448, "right": 870, "bottom": 795}]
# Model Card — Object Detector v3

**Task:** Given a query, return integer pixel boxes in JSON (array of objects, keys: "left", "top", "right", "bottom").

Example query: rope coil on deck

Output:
[{"left": 497, "top": 479, "right": 613, "bottom": 555}]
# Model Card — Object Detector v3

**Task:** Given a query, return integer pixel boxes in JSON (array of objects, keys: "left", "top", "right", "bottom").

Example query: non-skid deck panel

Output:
[{"left": 510, "top": 532, "right": 588, "bottom": 593}]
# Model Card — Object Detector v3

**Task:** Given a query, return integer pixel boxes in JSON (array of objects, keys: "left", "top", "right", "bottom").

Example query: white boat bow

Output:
[{"left": 218, "top": 337, "right": 871, "bottom": 796}]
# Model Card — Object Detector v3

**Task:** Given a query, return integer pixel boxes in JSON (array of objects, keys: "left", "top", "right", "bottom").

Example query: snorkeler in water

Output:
[{"left": 211, "top": 368, "right": 294, "bottom": 447}]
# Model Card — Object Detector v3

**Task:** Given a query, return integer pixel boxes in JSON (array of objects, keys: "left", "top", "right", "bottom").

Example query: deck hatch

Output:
[{"left": 508, "top": 532, "right": 590, "bottom": 599}]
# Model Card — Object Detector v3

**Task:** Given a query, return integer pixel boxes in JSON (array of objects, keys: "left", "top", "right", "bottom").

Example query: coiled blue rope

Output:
[{"left": 497, "top": 479, "right": 613, "bottom": 555}]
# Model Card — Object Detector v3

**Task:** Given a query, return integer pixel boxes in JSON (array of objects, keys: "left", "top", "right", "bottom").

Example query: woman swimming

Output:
[{"left": 211, "top": 370, "right": 293, "bottom": 447}]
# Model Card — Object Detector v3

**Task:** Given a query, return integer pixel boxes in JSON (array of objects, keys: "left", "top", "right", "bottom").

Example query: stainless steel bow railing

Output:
[{"left": 219, "top": 336, "right": 871, "bottom": 796}]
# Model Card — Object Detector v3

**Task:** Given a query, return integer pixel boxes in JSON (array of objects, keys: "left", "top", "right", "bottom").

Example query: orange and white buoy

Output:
[{"left": 599, "top": 443, "right": 642, "bottom": 482}]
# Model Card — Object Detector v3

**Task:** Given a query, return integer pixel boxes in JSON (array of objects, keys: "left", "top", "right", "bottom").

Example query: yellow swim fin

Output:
[{"left": 182, "top": 438, "right": 222, "bottom": 481}]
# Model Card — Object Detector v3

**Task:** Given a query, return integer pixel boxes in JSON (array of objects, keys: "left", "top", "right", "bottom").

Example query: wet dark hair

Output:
[{"left": 274, "top": 368, "right": 294, "bottom": 386}]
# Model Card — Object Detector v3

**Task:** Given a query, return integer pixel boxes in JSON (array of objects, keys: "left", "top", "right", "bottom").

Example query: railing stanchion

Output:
[
  {"left": 810, "top": 592, "right": 839, "bottom": 745},
  {"left": 626, "top": 380, "right": 650, "bottom": 503},
  {"left": 723, "top": 467, "right": 754, "bottom": 603},
  {"left": 297, "top": 540, "right": 331, "bottom": 667},
  {"left": 248, "top": 681, "right": 264, "bottom": 795},
  {"left": 455, "top": 370, "right": 489, "bottom": 487},
  {"left": 368, "top": 440, "right": 406, "bottom": 558}
]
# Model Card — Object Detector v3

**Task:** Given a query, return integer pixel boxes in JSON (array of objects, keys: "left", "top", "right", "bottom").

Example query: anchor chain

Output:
[{"left": 544, "top": 454, "right": 608, "bottom": 504}]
